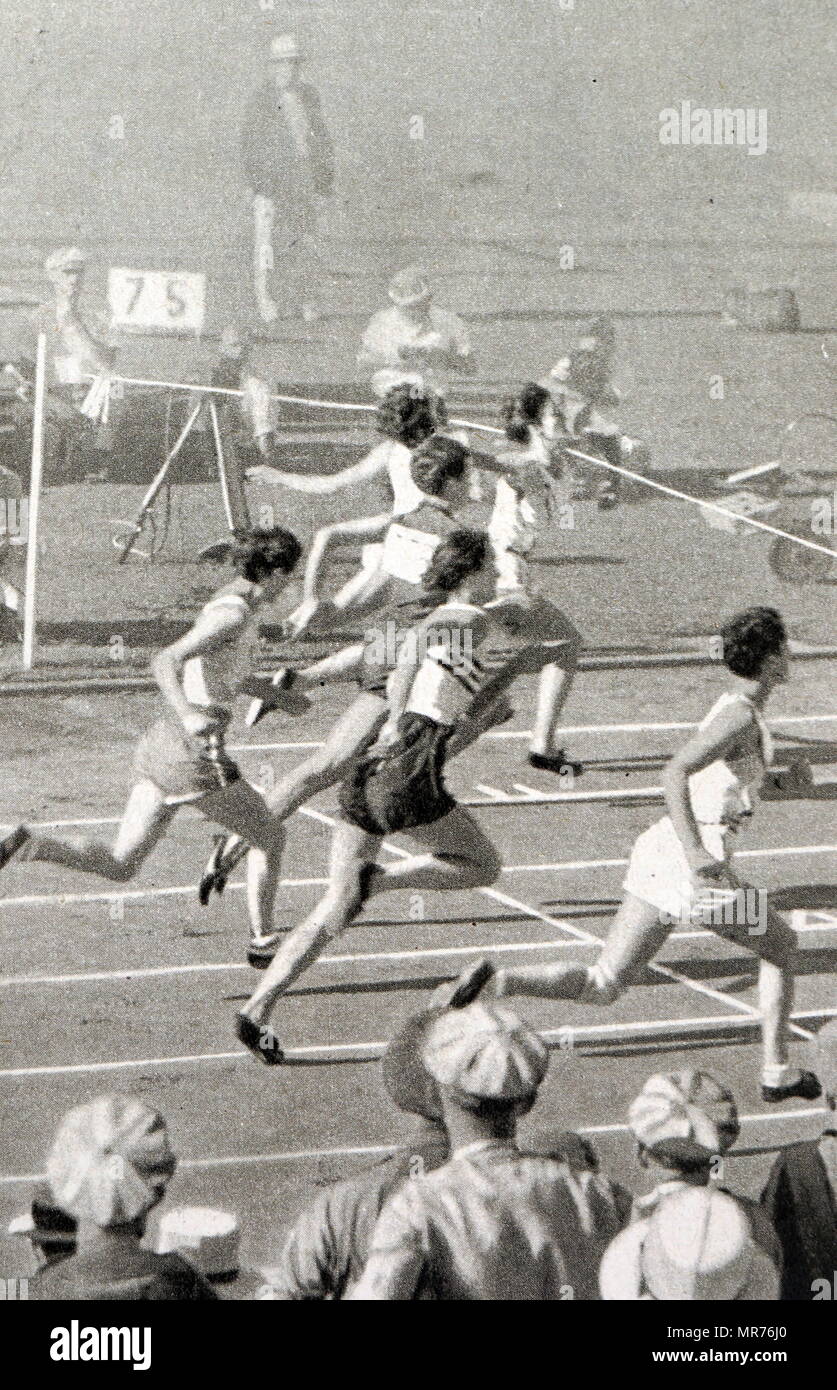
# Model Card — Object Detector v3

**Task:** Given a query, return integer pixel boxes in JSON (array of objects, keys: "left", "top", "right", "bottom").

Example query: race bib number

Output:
[
  {"left": 108, "top": 268, "right": 206, "bottom": 334},
  {"left": 380, "top": 522, "right": 441, "bottom": 584}
]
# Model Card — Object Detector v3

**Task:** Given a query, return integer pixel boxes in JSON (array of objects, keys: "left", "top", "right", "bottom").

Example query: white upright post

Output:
[{"left": 21, "top": 332, "right": 47, "bottom": 670}]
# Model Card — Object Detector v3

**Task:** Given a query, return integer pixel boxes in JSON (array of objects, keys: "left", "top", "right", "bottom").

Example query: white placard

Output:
[{"left": 108, "top": 267, "right": 206, "bottom": 334}]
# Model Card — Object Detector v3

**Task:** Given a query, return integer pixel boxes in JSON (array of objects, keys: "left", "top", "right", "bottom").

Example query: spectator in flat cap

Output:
[
  {"left": 242, "top": 34, "right": 335, "bottom": 326},
  {"left": 600, "top": 1187, "right": 780, "bottom": 1300},
  {"left": 256, "top": 1006, "right": 449, "bottom": 1300},
  {"left": 30, "top": 1094, "right": 217, "bottom": 1300},
  {"left": 358, "top": 267, "right": 474, "bottom": 400},
  {"left": 350, "top": 1002, "right": 625, "bottom": 1300},
  {"left": 761, "top": 1020, "right": 837, "bottom": 1299},
  {"left": 627, "top": 1069, "right": 745, "bottom": 1220}
]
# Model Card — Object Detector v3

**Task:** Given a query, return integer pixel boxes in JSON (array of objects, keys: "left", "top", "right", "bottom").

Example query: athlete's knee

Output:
[
  {"left": 578, "top": 961, "right": 622, "bottom": 1006},
  {"left": 107, "top": 854, "right": 140, "bottom": 883}
]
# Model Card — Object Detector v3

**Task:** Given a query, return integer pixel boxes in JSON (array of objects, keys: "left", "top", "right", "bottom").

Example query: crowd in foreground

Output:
[{"left": 10, "top": 1008, "right": 837, "bottom": 1301}]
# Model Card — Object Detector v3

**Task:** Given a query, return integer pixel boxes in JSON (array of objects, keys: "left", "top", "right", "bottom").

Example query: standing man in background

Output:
[{"left": 242, "top": 34, "right": 335, "bottom": 326}]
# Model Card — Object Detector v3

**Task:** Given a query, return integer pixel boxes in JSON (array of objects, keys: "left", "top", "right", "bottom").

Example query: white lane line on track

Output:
[
  {"left": 225, "top": 714, "right": 837, "bottom": 754},
  {"left": 0, "top": 844, "right": 831, "bottom": 909},
  {"left": 297, "top": 806, "right": 815, "bottom": 1042},
  {"left": 2, "top": 917, "right": 833, "bottom": 991},
  {"left": 1, "top": 1104, "right": 826, "bottom": 1186},
  {"left": 1, "top": 1009, "right": 831, "bottom": 1082}
]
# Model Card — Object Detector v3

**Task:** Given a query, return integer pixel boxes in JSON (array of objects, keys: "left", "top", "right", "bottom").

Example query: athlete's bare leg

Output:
[
  {"left": 241, "top": 818, "right": 381, "bottom": 1024},
  {"left": 205, "top": 692, "right": 387, "bottom": 889},
  {"left": 197, "top": 780, "right": 285, "bottom": 942},
  {"left": 240, "top": 807, "right": 500, "bottom": 1028},
  {"left": 24, "top": 779, "right": 176, "bottom": 883},
  {"left": 496, "top": 891, "right": 669, "bottom": 1002}
]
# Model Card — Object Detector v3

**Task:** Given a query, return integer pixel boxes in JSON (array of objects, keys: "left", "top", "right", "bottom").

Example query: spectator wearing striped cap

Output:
[
  {"left": 600, "top": 1187, "right": 780, "bottom": 1300},
  {"left": 30, "top": 1094, "right": 217, "bottom": 1301},
  {"left": 627, "top": 1069, "right": 743, "bottom": 1219},
  {"left": 761, "top": 1019, "right": 837, "bottom": 1299},
  {"left": 350, "top": 1002, "right": 624, "bottom": 1300}
]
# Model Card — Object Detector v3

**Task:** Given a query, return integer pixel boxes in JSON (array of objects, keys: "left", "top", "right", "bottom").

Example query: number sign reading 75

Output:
[{"left": 108, "top": 268, "right": 206, "bottom": 334}]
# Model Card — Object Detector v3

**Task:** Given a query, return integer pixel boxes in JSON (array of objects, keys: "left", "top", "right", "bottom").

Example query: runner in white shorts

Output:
[
  {"left": 0, "top": 529, "right": 304, "bottom": 966},
  {"left": 454, "top": 606, "right": 822, "bottom": 1105}
]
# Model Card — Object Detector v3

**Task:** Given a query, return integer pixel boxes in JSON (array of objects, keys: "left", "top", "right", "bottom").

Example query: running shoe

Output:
[
  {"left": 528, "top": 751, "right": 584, "bottom": 778},
  {"left": 0, "top": 824, "right": 29, "bottom": 872},
  {"left": 247, "top": 931, "right": 282, "bottom": 970},
  {"left": 212, "top": 838, "right": 248, "bottom": 899},
  {"left": 245, "top": 669, "right": 312, "bottom": 727},
  {"left": 762, "top": 1070, "right": 822, "bottom": 1104},
  {"left": 235, "top": 1012, "right": 284, "bottom": 1064},
  {"left": 197, "top": 835, "right": 227, "bottom": 906}
]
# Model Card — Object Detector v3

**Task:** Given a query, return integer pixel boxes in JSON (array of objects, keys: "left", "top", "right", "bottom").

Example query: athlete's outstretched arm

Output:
[
  {"left": 302, "top": 513, "right": 390, "bottom": 602},
  {"left": 246, "top": 440, "right": 391, "bottom": 495}
]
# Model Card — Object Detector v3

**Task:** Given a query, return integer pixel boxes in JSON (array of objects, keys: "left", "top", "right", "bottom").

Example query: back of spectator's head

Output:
[
  {"left": 7, "top": 1182, "right": 77, "bottom": 1268},
  {"left": 629, "top": 1070, "right": 739, "bottom": 1173},
  {"left": 383, "top": 1009, "right": 446, "bottom": 1123},
  {"left": 816, "top": 1018, "right": 837, "bottom": 1106},
  {"left": 501, "top": 383, "right": 552, "bottom": 444},
  {"left": 409, "top": 435, "right": 470, "bottom": 498},
  {"left": 641, "top": 1189, "right": 779, "bottom": 1300},
  {"left": 47, "top": 1094, "right": 177, "bottom": 1229},
  {"left": 422, "top": 1002, "right": 548, "bottom": 1122},
  {"left": 523, "top": 1128, "right": 600, "bottom": 1174},
  {"left": 376, "top": 383, "right": 439, "bottom": 446}
]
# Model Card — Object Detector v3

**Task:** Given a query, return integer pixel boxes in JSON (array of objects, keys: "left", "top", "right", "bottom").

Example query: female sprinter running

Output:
[
  {"left": 235, "top": 528, "right": 504, "bottom": 1063},
  {"left": 456, "top": 606, "right": 821, "bottom": 1104},
  {"left": 0, "top": 528, "right": 302, "bottom": 966},
  {"left": 198, "top": 434, "right": 481, "bottom": 904},
  {"left": 246, "top": 382, "right": 456, "bottom": 645},
  {"left": 485, "top": 382, "right": 584, "bottom": 775}
]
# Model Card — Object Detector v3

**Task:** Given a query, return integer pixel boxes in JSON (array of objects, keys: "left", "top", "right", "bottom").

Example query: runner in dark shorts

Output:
[{"left": 235, "top": 528, "right": 507, "bottom": 1062}]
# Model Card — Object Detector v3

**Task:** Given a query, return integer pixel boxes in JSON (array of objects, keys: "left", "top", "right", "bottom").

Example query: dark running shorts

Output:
[{"left": 339, "top": 713, "right": 455, "bottom": 835}]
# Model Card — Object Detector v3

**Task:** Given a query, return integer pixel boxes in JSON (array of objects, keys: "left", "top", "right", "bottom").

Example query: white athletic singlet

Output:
[
  {"left": 181, "top": 594, "right": 256, "bottom": 710},
  {"left": 688, "top": 692, "right": 773, "bottom": 825},
  {"left": 406, "top": 603, "right": 485, "bottom": 726}
]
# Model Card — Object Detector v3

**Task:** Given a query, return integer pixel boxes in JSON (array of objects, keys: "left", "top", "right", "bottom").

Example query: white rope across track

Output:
[{"left": 103, "top": 374, "right": 836, "bottom": 561}]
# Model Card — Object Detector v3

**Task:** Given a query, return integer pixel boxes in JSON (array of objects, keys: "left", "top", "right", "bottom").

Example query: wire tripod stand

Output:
[{"left": 112, "top": 392, "right": 251, "bottom": 564}]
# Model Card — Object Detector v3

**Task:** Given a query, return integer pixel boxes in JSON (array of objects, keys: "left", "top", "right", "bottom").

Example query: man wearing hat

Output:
[
  {"left": 627, "top": 1069, "right": 743, "bottom": 1217},
  {"left": 4, "top": 247, "right": 120, "bottom": 482},
  {"left": 30, "top": 1094, "right": 217, "bottom": 1300},
  {"left": 350, "top": 1002, "right": 623, "bottom": 1300},
  {"left": 242, "top": 35, "right": 335, "bottom": 326},
  {"left": 761, "top": 1019, "right": 837, "bottom": 1299},
  {"left": 358, "top": 267, "right": 475, "bottom": 399},
  {"left": 600, "top": 1187, "right": 781, "bottom": 1300},
  {"left": 257, "top": 1004, "right": 450, "bottom": 1299}
]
